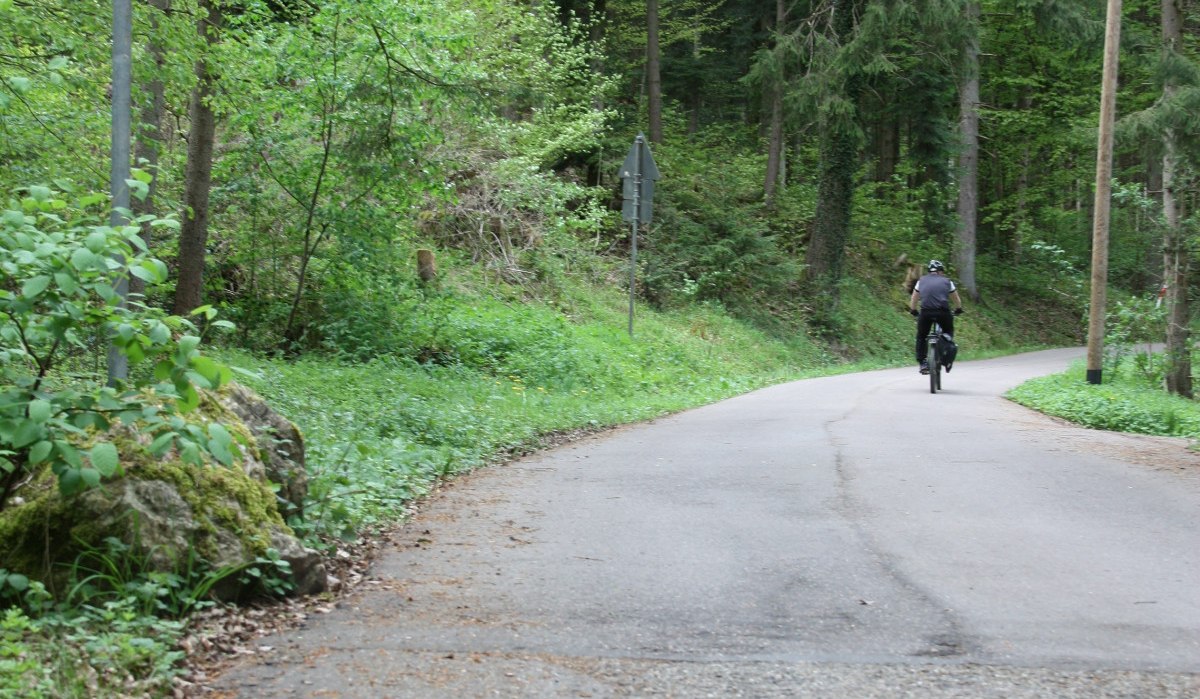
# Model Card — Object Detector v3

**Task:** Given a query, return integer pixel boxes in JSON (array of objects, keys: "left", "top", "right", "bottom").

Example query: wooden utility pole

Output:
[{"left": 1086, "top": 0, "right": 1122, "bottom": 385}]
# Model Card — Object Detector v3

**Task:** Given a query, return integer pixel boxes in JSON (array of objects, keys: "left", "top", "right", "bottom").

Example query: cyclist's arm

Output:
[
  {"left": 950, "top": 289, "right": 963, "bottom": 310},
  {"left": 909, "top": 290, "right": 920, "bottom": 313}
]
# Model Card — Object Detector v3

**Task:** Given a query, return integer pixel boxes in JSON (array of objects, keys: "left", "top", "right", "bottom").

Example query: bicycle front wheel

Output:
[{"left": 929, "top": 343, "right": 939, "bottom": 394}]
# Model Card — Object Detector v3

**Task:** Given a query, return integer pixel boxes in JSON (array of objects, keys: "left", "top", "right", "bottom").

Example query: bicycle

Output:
[{"left": 921, "top": 321, "right": 960, "bottom": 393}]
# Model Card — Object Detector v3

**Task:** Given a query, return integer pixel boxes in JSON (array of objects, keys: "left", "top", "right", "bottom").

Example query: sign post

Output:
[
  {"left": 619, "top": 134, "right": 660, "bottom": 337},
  {"left": 108, "top": 0, "right": 132, "bottom": 385}
]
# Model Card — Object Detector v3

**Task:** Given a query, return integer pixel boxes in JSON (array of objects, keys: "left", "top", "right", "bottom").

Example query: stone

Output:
[
  {"left": 0, "top": 382, "right": 327, "bottom": 601},
  {"left": 218, "top": 383, "right": 308, "bottom": 519}
]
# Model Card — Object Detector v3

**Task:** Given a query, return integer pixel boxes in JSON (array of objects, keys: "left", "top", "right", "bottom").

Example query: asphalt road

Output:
[{"left": 212, "top": 348, "right": 1200, "bottom": 698}]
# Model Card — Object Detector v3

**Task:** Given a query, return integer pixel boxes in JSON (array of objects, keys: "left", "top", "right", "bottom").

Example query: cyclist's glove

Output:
[
  {"left": 953, "top": 307, "right": 964, "bottom": 316},
  {"left": 909, "top": 308, "right": 919, "bottom": 317}
]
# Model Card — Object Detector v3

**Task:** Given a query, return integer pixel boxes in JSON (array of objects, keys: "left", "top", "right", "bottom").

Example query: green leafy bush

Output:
[
  {"left": 0, "top": 186, "right": 235, "bottom": 512},
  {"left": 1007, "top": 360, "right": 1200, "bottom": 438}
]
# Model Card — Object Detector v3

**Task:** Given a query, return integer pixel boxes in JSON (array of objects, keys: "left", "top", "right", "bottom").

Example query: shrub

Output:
[{"left": 0, "top": 185, "right": 235, "bottom": 512}]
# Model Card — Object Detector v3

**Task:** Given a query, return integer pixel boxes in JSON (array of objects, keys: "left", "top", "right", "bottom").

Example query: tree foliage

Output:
[
  {"left": 0, "top": 0, "right": 1192, "bottom": 383},
  {"left": 0, "top": 185, "right": 234, "bottom": 512}
]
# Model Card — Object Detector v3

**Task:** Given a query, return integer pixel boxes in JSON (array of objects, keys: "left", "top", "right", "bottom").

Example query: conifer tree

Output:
[
  {"left": 1159, "top": 0, "right": 1192, "bottom": 397},
  {"left": 806, "top": 0, "right": 866, "bottom": 295}
]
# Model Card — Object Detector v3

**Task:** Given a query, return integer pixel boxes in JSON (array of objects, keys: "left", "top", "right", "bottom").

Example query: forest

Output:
[
  {"left": 0, "top": 0, "right": 1194, "bottom": 357},
  {"left": 2, "top": 0, "right": 1199, "bottom": 694}
]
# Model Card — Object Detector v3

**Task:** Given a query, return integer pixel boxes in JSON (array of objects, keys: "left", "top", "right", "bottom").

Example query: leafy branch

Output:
[{"left": 0, "top": 186, "right": 238, "bottom": 512}]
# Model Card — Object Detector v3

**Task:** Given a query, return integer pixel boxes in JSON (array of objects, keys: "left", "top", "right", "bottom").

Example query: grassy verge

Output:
[{"left": 1007, "top": 356, "right": 1200, "bottom": 440}]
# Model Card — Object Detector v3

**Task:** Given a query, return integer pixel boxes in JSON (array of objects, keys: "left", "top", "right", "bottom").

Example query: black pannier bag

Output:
[{"left": 940, "top": 332, "right": 957, "bottom": 368}]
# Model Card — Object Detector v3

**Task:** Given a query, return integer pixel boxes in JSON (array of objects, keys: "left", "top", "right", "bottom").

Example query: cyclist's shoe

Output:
[
  {"left": 919, "top": 361, "right": 929, "bottom": 375},
  {"left": 944, "top": 362, "right": 952, "bottom": 373}
]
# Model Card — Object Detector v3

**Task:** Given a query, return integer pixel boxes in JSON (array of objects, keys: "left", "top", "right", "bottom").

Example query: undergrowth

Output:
[{"left": 1007, "top": 356, "right": 1200, "bottom": 439}]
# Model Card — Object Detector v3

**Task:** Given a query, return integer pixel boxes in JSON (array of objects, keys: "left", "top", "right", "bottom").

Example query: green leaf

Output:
[
  {"left": 208, "top": 423, "right": 234, "bottom": 465},
  {"left": 70, "top": 411, "right": 109, "bottom": 431},
  {"left": 190, "top": 356, "right": 228, "bottom": 388},
  {"left": 149, "top": 322, "right": 171, "bottom": 345},
  {"left": 89, "top": 442, "right": 119, "bottom": 476},
  {"left": 177, "top": 384, "right": 200, "bottom": 413},
  {"left": 178, "top": 335, "right": 201, "bottom": 357},
  {"left": 48, "top": 56, "right": 68, "bottom": 71},
  {"left": 123, "top": 340, "right": 145, "bottom": 365},
  {"left": 126, "top": 179, "right": 150, "bottom": 202},
  {"left": 58, "top": 468, "right": 82, "bottom": 495},
  {"left": 148, "top": 432, "right": 176, "bottom": 455},
  {"left": 130, "top": 168, "right": 153, "bottom": 184},
  {"left": 186, "top": 370, "right": 213, "bottom": 390},
  {"left": 209, "top": 439, "right": 234, "bottom": 466},
  {"left": 130, "top": 260, "right": 165, "bottom": 283},
  {"left": 179, "top": 441, "right": 202, "bottom": 466},
  {"left": 85, "top": 230, "right": 107, "bottom": 252},
  {"left": 27, "top": 399, "right": 52, "bottom": 423},
  {"left": 21, "top": 275, "right": 51, "bottom": 298},
  {"left": 28, "top": 186, "right": 51, "bottom": 202},
  {"left": 28, "top": 440, "right": 52, "bottom": 464},
  {"left": 10, "top": 419, "right": 43, "bottom": 448},
  {"left": 70, "top": 247, "right": 97, "bottom": 270},
  {"left": 55, "top": 440, "right": 81, "bottom": 468},
  {"left": 150, "top": 218, "right": 180, "bottom": 231},
  {"left": 4, "top": 573, "right": 28, "bottom": 592},
  {"left": 80, "top": 467, "right": 101, "bottom": 488},
  {"left": 6, "top": 77, "right": 31, "bottom": 94},
  {"left": 54, "top": 271, "right": 79, "bottom": 295}
]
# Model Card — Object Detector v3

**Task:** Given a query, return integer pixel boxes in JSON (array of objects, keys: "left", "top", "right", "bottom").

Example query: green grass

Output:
[{"left": 1007, "top": 357, "right": 1200, "bottom": 439}]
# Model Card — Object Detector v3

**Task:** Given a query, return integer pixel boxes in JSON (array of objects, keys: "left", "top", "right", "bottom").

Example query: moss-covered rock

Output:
[{"left": 0, "top": 383, "right": 325, "bottom": 600}]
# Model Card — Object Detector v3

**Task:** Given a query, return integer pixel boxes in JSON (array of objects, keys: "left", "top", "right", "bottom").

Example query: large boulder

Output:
[
  {"left": 217, "top": 383, "right": 308, "bottom": 520},
  {"left": 0, "top": 383, "right": 326, "bottom": 600}
]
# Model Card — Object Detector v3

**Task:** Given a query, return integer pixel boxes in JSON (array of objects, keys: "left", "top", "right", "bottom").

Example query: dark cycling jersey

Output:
[{"left": 914, "top": 274, "right": 956, "bottom": 311}]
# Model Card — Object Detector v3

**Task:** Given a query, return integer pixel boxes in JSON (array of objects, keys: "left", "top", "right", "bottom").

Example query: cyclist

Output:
[{"left": 909, "top": 260, "right": 964, "bottom": 374}]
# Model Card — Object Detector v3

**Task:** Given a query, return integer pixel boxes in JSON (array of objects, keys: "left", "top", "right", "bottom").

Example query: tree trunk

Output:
[
  {"left": 1161, "top": 0, "right": 1191, "bottom": 397},
  {"left": 1010, "top": 92, "right": 1033, "bottom": 264},
  {"left": 173, "top": 0, "right": 222, "bottom": 316},
  {"left": 647, "top": 0, "right": 663, "bottom": 143},
  {"left": 953, "top": 1, "right": 980, "bottom": 300},
  {"left": 688, "top": 32, "right": 702, "bottom": 135},
  {"left": 873, "top": 114, "right": 899, "bottom": 186},
  {"left": 764, "top": 0, "right": 787, "bottom": 208}
]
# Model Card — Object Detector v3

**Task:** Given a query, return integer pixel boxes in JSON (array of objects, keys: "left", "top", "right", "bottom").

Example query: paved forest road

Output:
[{"left": 213, "top": 349, "right": 1200, "bottom": 698}]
